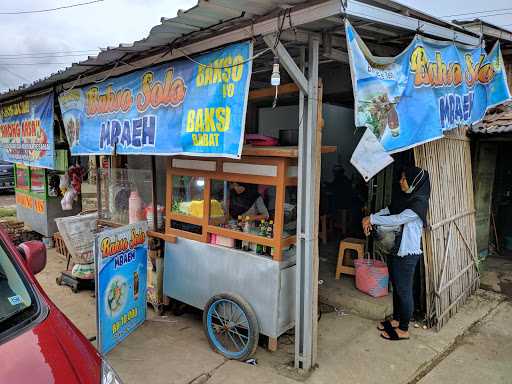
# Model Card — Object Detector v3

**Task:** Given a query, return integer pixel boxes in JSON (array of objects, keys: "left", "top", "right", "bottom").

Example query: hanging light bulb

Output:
[{"left": 270, "top": 56, "right": 281, "bottom": 86}]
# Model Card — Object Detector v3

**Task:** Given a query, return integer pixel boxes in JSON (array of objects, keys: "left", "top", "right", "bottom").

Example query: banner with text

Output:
[
  {"left": 95, "top": 222, "right": 148, "bottom": 354},
  {"left": 59, "top": 41, "right": 252, "bottom": 158},
  {"left": 346, "top": 20, "right": 510, "bottom": 158},
  {"left": 0, "top": 93, "right": 55, "bottom": 169}
]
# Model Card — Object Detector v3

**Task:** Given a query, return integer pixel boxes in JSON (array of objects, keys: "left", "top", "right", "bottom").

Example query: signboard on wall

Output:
[
  {"left": 58, "top": 41, "right": 253, "bottom": 159},
  {"left": 95, "top": 222, "right": 148, "bottom": 354},
  {"left": 346, "top": 20, "right": 511, "bottom": 178},
  {"left": 0, "top": 93, "right": 55, "bottom": 169}
]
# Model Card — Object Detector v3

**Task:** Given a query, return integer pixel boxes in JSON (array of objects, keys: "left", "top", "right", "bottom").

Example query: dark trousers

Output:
[{"left": 387, "top": 253, "right": 421, "bottom": 331}]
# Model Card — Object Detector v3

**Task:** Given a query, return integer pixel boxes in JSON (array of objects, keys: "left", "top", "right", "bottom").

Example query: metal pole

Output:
[
  {"left": 294, "top": 46, "right": 307, "bottom": 370},
  {"left": 295, "top": 35, "right": 320, "bottom": 371}
]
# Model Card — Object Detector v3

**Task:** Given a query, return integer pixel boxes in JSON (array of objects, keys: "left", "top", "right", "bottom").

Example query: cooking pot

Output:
[{"left": 279, "top": 129, "right": 299, "bottom": 146}]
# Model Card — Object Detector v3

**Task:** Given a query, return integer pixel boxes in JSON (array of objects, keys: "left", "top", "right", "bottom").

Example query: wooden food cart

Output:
[{"left": 163, "top": 145, "right": 334, "bottom": 360}]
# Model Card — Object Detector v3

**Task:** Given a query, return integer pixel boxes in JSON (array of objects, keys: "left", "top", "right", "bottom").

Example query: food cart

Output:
[
  {"left": 14, "top": 150, "right": 81, "bottom": 238},
  {"left": 162, "top": 145, "right": 333, "bottom": 360}
]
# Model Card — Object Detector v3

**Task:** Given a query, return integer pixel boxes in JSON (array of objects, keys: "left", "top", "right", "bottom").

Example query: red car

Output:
[{"left": 0, "top": 229, "right": 123, "bottom": 383}]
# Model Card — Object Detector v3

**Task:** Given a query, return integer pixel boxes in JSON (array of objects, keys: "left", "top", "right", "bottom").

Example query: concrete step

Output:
[{"left": 318, "top": 263, "right": 392, "bottom": 320}]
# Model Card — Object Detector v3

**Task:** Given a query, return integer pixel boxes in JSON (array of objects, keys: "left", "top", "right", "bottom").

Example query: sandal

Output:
[
  {"left": 380, "top": 328, "right": 410, "bottom": 341},
  {"left": 377, "top": 320, "right": 397, "bottom": 331}
]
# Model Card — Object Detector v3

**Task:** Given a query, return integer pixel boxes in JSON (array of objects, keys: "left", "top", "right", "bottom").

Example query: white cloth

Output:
[
  {"left": 350, "top": 128, "right": 394, "bottom": 181},
  {"left": 370, "top": 207, "right": 423, "bottom": 256}
]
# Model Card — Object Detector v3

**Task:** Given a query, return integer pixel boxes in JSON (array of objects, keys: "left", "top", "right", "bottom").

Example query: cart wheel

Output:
[
  {"left": 56, "top": 276, "right": 62, "bottom": 286},
  {"left": 203, "top": 293, "right": 259, "bottom": 361},
  {"left": 71, "top": 285, "right": 79, "bottom": 294},
  {"left": 156, "top": 305, "right": 165, "bottom": 316}
]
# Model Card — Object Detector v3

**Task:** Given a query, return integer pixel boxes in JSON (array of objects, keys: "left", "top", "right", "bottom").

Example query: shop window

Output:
[
  {"left": 15, "top": 165, "right": 30, "bottom": 190},
  {"left": 171, "top": 175, "right": 205, "bottom": 218}
]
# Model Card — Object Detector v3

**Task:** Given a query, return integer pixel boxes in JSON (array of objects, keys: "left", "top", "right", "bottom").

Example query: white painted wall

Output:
[{"left": 258, "top": 103, "right": 357, "bottom": 182}]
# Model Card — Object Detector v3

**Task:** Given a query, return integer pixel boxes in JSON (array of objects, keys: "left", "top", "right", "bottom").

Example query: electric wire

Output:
[
  {"left": 0, "top": 62, "right": 72, "bottom": 65},
  {"left": 0, "top": 0, "right": 104, "bottom": 15},
  {"left": 470, "top": 12, "right": 512, "bottom": 19},
  {"left": 0, "top": 53, "right": 98, "bottom": 59},
  {"left": 174, "top": 46, "right": 271, "bottom": 69},
  {"left": 0, "top": 49, "right": 98, "bottom": 57},
  {"left": 0, "top": 65, "right": 30, "bottom": 82},
  {"left": 441, "top": 7, "right": 512, "bottom": 18}
]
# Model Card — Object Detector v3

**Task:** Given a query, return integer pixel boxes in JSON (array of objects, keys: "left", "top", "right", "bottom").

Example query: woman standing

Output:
[{"left": 362, "top": 166, "right": 431, "bottom": 341}]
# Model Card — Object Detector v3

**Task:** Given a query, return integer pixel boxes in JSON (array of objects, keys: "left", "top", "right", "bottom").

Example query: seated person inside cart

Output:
[{"left": 229, "top": 182, "right": 269, "bottom": 221}]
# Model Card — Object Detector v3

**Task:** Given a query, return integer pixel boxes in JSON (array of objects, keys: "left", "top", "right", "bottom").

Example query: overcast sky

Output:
[{"left": 0, "top": 0, "right": 511, "bottom": 93}]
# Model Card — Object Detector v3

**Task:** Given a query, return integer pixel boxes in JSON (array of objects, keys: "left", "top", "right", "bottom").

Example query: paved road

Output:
[
  {"left": 418, "top": 300, "right": 512, "bottom": 384},
  {"left": 0, "top": 191, "right": 15, "bottom": 208}
]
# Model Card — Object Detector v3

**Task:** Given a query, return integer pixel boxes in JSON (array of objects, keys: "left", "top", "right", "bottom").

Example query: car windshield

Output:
[{"left": 0, "top": 245, "right": 32, "bottom": 325}]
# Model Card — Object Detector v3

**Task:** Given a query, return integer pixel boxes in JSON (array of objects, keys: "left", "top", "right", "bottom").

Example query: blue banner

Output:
[
  {"left": 95, "top": 222, "right": 148, "bottom": 354},
  {"left": 346, "top": 21, "right": 511, "bottom": 153},
  {"left": 58, "top": 41, "right": 252, "bottom": 158},
  {"left": 0, "top": 93, "right": 54, "bottom": 169}
]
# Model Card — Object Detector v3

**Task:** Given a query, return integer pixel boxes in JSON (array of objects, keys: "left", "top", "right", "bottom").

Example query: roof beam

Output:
[
  {"left": 346, "top": 0, "right": 481, "bottom": 46},
  {"left": 263, "top": 34, "right": 309, "bottom": 94},
  {"left": 464, "top": 24, "right": 512, "bottom": 43}
]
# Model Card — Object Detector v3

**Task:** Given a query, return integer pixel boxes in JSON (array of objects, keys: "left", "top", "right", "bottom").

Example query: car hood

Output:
[{"left": 0, "top": 307, "right": 101, "bottom": 384}]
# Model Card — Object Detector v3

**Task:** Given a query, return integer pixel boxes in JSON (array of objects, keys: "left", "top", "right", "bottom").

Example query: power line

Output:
[
  {"left": 442, "top": 7, "right": 512, "bottom": 18},
  {"left": 0, "top": 62, "right": 71, "bottom": 65},
  {"left": 0, "top": 50, "right": 98, "bottom": 58},
  {"left": 0, "top": 0, "right": 104, "bottom": 15},
  {"left": 478, "top": 12, "right": 512, "bottom": 18},
  {"left": 0, "top": 65, "right": 30, "bottom": 82},
  {"left": 0, "top": 53, "right": 96, "bottom": 59}
]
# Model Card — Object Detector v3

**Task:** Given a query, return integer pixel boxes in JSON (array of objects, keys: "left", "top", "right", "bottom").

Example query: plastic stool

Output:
[{"left": 335, "top": 237, "right": 366, "bottom": 279}]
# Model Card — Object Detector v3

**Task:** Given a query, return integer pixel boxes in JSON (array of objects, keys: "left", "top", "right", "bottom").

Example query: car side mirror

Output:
[{"left": 18, "top": 241, "right": 47, "bottom": 275}]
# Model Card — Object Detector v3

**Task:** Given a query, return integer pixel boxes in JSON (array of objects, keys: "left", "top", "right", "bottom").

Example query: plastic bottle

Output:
[
  {"left": 129, "top": 191, "right": 143, "bottom": 224},
  {"left": 256, "top": 220, "right": 266, "bottom": 254},
  {"left": 242, "top": 216, "right": 250, "bottom": 251},
  {"left": 266, "top": 220, "right": 274, "bottom": 256},
  {"left": 235, "top": 216, "right": 243, "bottom": 249}
]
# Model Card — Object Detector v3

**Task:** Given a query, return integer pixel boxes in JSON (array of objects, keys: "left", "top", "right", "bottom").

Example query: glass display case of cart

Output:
[
  {"left": 96, "top": 167, "right": 156, "bottom": 229},
  {"left": 15, "top": 164, "right": 30, "bottom": 191},
  {"left": 166, "top": 155, "right": 298, "bottom": 261},
  {"left": 15, "top": 150, "right": 69, "bottom": 198},
  {"left": 30, "top": 167, "right": 46, "bottom": 195},
  {"left": 169, "top": 175, "right": 205, "bottom": 238}
]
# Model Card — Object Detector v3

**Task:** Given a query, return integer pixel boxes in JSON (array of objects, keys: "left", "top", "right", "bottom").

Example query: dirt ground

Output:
[
  {"left": 0, "top": 191, "right": 15, "bottom": 208},
  {"left": 480, "top": 256, "right": 512, "bottom": 298}
]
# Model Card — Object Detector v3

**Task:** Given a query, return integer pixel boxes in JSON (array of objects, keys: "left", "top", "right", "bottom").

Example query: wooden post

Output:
[
  {"left": 151, "top": 156, "right": 158, "bottom": 231},
  {"left": 95, "top": 155, "right": 102, "bottom": 217}
]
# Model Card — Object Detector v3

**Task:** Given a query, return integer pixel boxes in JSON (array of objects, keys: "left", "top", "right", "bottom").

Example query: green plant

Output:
[{"left": 0, "top": 207, "right": 16, "bottom": 218}]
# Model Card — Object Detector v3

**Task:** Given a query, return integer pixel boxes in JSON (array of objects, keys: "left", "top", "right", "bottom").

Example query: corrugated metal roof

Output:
[
  {"left": 0, "top": 0, "right": 479, "bottom": 103},
  {"left": 472, "top": 102, "right": 512, "bottom": 135}
]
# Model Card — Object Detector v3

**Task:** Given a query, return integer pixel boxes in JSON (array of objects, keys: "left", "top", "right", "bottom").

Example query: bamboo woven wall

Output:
[{"left": 414, "top": 127, "right": 479, "bottom": 330}]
